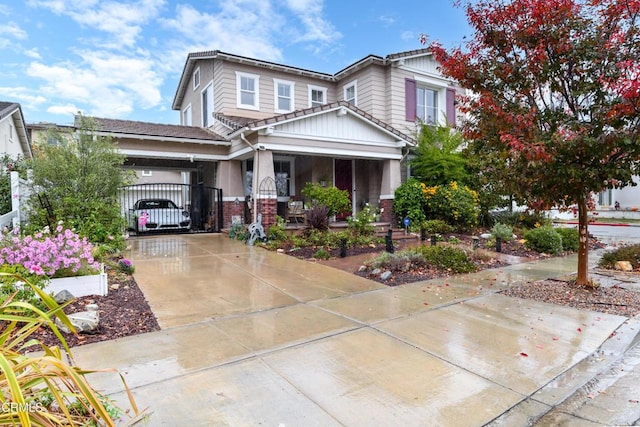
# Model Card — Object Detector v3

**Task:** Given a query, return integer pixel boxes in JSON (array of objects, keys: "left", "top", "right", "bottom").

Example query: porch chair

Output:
[{"left": 287, "top": 200, "right": 306, "bottom": 224}]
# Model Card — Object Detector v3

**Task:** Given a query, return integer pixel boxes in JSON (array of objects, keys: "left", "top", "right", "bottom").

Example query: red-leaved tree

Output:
[{"left": 427, "top": 0, "right": 639, "bottom": 286}]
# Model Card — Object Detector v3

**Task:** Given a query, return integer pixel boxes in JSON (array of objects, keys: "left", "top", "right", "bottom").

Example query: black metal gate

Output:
[{"left": 120, "top": 183, "right": 223, "bottom": 234}]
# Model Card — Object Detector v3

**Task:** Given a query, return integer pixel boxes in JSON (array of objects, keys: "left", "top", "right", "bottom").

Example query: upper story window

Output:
[
  {"left": 343, "top": 80, "right": 357, "bottom": 106},
  {"left": 236, "top": 71, "right": 260, "bottom": 110},
  {"left": 308, "top": 85, "right": 327, "bottom": 108},
  {"left": 182, "top": 104, "right": 192, "bottom": 126},
  {"left": 193, "top": 67, "right": 200, "bottom": 90},
  {"left": 417, "top": 86, "right": 438, "bottom": 125},
  {"left": 201, "top": 83, "right": 213, "bottom": 127},
  {"left": 274, "top": 79, "right": 294, "bottom": 113}
]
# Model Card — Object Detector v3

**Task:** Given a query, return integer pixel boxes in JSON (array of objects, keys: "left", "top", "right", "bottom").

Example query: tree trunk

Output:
[{"left": 576, "top": 199, "right": 589, "bottom": 286}]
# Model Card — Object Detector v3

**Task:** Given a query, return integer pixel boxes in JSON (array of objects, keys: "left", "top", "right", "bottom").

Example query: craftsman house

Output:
[{"left": 168, "top": 48, "right": 460, "bottom": 228}]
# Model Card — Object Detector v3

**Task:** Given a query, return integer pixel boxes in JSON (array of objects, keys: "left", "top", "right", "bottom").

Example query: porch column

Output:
[
  {"left": 252, "top": 149, "right": 277, "bottom": 228},
  {"left": 216, "top": 160, "right": 244, "bottom": 228},
  {"left": 380, "top": 159, "right": 401, "bottom": 226}
]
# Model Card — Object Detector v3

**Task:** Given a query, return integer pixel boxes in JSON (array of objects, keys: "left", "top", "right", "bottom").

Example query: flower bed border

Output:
[{"left": 44, "top": 265, "right": 108, "bottom": 297}]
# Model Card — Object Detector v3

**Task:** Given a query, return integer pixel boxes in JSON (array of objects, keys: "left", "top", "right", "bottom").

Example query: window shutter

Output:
[
  {"left": 446, "top": 87, "right": 456, "bottom": 126},
  {"left": 405, "top": 78, "right": 417, "bottom": 121}
]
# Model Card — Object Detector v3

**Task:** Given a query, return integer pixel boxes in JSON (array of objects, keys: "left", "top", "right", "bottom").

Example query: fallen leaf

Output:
[
  {"left": 423, "top": 302, "right": 429, "bottom": 306},
  {"left": 536, "top": 344, "right": 544, "bottom": 349},
  {"left": 577, "top": 327, "right": 582, "bottom": 332},
  {"left": 629, "top": 399, "right": 639, "bottom": 403},
  {"left": 553, "top": 337, "right": 559, "bottom": 341},
  {"left": 587, "top": 393, "right": 595, "bottom": 399},
  {"left": 520, "top": 352, "right": 528, "bottom": 357}
]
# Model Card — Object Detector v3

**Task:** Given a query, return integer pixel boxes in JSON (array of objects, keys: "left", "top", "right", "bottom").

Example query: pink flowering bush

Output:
[{"left": 0, "top": 225, "right": 100, "bottom": 278}]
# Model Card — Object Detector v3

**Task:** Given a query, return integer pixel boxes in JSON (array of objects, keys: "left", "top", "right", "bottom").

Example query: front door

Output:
[{"left": 334, "top": 159, "right": 353, "bottom": 220}]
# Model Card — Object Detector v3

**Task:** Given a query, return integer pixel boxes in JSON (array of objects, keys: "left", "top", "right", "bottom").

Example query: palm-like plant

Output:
[{"left": 0, "top": 273, "right": 143, "bottom": 426}]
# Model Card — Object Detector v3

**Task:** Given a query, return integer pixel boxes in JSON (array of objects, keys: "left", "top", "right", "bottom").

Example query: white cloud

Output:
[
  {"left": 0, "top": 86, "right": 47, "bottom": 110},
  {"left": 159, "top": 0, "right": 285, "bottom": 70},
  {"left": 47, "top": 104, "right": 80, "bottom": 116},
  {"left": 401, "top": 31, "right": 415, "bottom": 42},
  {"left": 24, "top": 48, "right": 41, "bottom": 59},
  {"left": 0, "top": 22, "right": 28, "bottom": 40},
  {"left": 28, "top": 0, "right": 166, "bottom": 48},
  {"left": 378, "top": 15, "right": 396, "bottom": 26},
  {"left": 26, "top": 50, "right": 163, "bottom": 119},
  {"left": 284, "top": 0, "right": 341, "bottom": 45},
  {"left": 0, "top": 4, "right": 11, "bottom": 16}
]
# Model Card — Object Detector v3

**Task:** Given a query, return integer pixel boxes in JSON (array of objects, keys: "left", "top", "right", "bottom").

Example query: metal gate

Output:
[{"left": 120, "top": 183, "right": 223, "bottom": 234}]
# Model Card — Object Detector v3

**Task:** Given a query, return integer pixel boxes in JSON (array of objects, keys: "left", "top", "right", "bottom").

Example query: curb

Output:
[{"left": 555, "top": 221, "right": 640, "bottom": 227}]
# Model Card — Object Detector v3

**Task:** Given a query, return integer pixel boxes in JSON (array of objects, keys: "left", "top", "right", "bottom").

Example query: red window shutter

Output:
[
  {"left": 405, "top": 78, "right": 417, "bottom": 121},
  {"left": 446, "top": 87, "right": 456, "bottom": 126}
]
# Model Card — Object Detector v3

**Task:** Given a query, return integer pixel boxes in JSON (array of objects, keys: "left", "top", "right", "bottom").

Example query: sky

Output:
[{"left": 0, "top": 0, "right": 472, "bottom": 126}]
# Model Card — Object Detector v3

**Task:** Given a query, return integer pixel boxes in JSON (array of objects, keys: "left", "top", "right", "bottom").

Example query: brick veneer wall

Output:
[
  {"left": 380, "top": 198, "right": 396, "bottom": 227},
  {"left": 222, "top": 201, "right": 245, "bottom": 228},
  {"left": 257, "top": 198, "right": 277, "bottom": 229}
]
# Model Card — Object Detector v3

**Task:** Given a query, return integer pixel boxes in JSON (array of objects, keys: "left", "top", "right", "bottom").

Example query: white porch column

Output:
[{"left": 380, "top": 159, "right": 401, "bottom": 200}]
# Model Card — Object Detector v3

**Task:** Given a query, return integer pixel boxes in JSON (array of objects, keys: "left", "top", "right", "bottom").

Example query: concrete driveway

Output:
[{"left": 71, "top": 234, "right": 639, "bottom": 426}]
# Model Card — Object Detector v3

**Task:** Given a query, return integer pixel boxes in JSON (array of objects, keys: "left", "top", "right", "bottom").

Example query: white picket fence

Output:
[{"left": 0, "top": 171, "right": 31, "bottom": 230}]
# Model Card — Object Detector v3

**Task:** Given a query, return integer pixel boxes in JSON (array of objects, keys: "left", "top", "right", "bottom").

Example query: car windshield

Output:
[{"left": 138, "top": 200, "right": 178, "bottom": 209}]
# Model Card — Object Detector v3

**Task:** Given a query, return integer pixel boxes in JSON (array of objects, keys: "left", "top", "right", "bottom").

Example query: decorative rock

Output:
[
  {"left": 614, "top": 260, "right": 633, "bottom": 272},
  {"left": 109, "top": 283, "right": 120, "bottom": 291},
  {"left": 371, "top": 268, "right": 382, "bottom": 275},
  {"left": 357, "top": 265, "right": 367, "bottom": 273},
  {"left": 380, "top": 271, "right": 392, "bottom": 281},
  {"left": 56, "top": 303, "right": 100, "bottom": 334},
  {"left": 53, "top": 289, "right": 75, "bottom": 304},
  {"left": 276, "top": 248, "right": 285, "bottom": 254},
  {"left": 480, "top": 233, "right": 492, "bottom": 239}
]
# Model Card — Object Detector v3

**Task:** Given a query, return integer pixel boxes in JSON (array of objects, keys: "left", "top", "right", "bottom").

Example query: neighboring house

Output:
[
  {"left": 169, "top": 48, "right": 460, "bottom": 228},
  {"left": 0, "top": 101, "right": 32, "bottom": 159}
]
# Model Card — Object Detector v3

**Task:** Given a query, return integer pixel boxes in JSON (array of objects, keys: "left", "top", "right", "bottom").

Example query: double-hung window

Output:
[
  {"left": 343, "top": 80, "right": 357, "bottom": 105},
  {"left": 274, "top": 79, "right": 294, "bottom": 113},
  {"left": 182, "top": 105, "right": 192, "bottom": 126},
  {"left": 236, "top": 72, "right": 260, "bottom": 110},
  {"left": 308, "top": 85, "right": 327, "bottom": 108},
  {"left": 201, "top": 83, "right": 213, "bottom": 127},
  {"left": 193, "top": 67, "right": 200, "bottom": 90},
  {"left": 417, "top": 86, "right": 438, "bottom": 125}
]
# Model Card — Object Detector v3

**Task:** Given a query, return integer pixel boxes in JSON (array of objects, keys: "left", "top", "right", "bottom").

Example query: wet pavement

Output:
[{"left": 70, "top": 234, "right": 640, "bottom": 426}]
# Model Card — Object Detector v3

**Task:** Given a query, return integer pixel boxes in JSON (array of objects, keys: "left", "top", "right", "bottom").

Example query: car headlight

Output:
[{"left": 182, "top": 210, "right": 190, "bottom": 218}]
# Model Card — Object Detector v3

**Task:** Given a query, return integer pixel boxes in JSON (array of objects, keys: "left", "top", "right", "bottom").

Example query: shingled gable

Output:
[
  {"left": 82, "top": 116, "right": 229, "bottom": 145},
  {"left": 221, "top": 101, "right": 416, "bottom": 146}
]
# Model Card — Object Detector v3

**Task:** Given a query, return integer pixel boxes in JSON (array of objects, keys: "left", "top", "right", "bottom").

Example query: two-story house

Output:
[
  {"left": 78, "top": 48, "right": 459, "bottom": 230},
  {"left": 168, "top": 48, "right": 459, "bottom": 228},
  {"left": 0, "top": 102, "right": 32, "bottom": 160}
]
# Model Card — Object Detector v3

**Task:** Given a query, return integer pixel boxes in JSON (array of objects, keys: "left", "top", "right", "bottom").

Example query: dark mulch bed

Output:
[
  {"left": 29, "top": 269, "right": 160, "bottom": 349},
  {"left": 502, "top": 279, "right": 640, "bottom": 317}
]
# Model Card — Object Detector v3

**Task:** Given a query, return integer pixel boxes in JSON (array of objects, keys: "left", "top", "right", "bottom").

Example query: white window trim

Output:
[
  {"left": 182, "top": 104, "right": 192, "bottom": 126},
  {"left": 201, "top": 82, "right": 214, "bottom": 127},
  {"left": 193, "top": 67, "right": 200, "bottom": 91},
  {"left": 274, "top": 155, "right": 295, "bottom": 201},
  {"left": 273, "top": 79, "right": 295, "bottom": 113},
  {"left": 236, "top": 71, "right": 260, "bottom": 111},
  {"left": 343, "top": 79, "right": 357, "bottom": 106},
  {"left": 141, "top": 170, "right": 153, "bottom": 177},
  {"left": 308, "top": 84, "right": 328, "bottom": 108}
]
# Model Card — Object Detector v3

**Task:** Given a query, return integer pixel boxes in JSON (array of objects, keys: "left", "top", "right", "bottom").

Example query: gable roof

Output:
[
  {"left": 0, "top": 101, "right": 32, "bottom": 158},
  {"left": 173, "top": 48, "right": 434, "bottom": 111},
  {"left": 220, "top": 100, "right": 416, "bottom": 146},
  {"left": 84, "top": 116, "right": 229, "bottom": 145}
]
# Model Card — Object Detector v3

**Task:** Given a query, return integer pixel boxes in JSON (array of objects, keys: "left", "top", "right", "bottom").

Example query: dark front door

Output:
[{"left": 334, "top": 159, "right": 352, "bottom": 221}]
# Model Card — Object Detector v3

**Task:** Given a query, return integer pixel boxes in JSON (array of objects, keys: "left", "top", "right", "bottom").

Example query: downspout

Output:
[{"left": 240, "top": 132, "right": 259, "bottom": 222}]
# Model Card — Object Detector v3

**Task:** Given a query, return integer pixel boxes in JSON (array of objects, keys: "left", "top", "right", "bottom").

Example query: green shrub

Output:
[
  {"left": 347, "top": 203, "right": 376, "bottom": 237},
  {"left": 393, "top": 178, "right": 427, "bottom": 230},
  {"left": 0, "top": 264, "right": 48, "bottom": 307},
  {"left": 418, "top": 245, "right": 477, "bottom": 273},
  {"left": 523, "top": 226, "right": 563, "bottom": 254},
  {"left": 493, "top": 210, "right": 552, "bottom": 229},
  {"left": 301, "top": 183, "right": 351, "bottom": 217},
  {"left": 228, "top": 224, "right": 248, "bottom": 241},
  {"left": 267, "top": 216, "right": 288, "bottom": 242},
  {"left": 556, "top": 227, "right": 579, "bottom": 252},
  {"left": 491, "top": 223, "right": 514, "bottom": 242},
  {"left": 424, "top": 182, "right": 479, "bottom": 232},
  {"left": 422, "top": 219, "right": 454, "bottom": 235},
  {"left": 313, "top": 248, "right": 331, "bottom": 259},
  {"left": 598, "top": 244, "right": 640, "bottom": 269}
]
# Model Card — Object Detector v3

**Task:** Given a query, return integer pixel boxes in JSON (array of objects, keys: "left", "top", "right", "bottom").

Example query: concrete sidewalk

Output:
[{"left": 71, "top": 234, "right": 640, "bottom": 426}]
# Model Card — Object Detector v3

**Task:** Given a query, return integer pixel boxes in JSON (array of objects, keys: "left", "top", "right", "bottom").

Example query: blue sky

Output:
[{"left": 0, "top": 0, "right": 471, "bottom": 126}]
